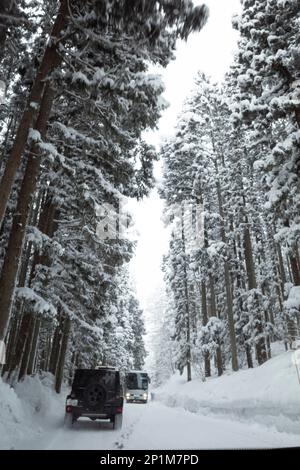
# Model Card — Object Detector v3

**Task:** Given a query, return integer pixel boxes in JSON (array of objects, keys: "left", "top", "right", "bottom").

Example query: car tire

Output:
[
  {"left": 112, "top": 413, "right": 123, "bottom": 430},
  {"left": 64, "top": 412, "right": 74, "bottom": 429}
]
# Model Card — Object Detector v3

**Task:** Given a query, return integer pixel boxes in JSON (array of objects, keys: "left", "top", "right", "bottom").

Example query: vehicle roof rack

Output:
[{"left": 95, "top": 365, "right": 117, "bottom": 370}]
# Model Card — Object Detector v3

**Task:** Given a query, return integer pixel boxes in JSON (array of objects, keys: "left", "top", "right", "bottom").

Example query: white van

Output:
[{"left": 125, "top": 371, "right": 150, "bottom": 403}]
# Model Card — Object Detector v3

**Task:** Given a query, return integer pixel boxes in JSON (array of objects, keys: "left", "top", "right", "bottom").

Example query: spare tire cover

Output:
[{"left": 84, "top": 381, "right": 107, "bottom": 409}]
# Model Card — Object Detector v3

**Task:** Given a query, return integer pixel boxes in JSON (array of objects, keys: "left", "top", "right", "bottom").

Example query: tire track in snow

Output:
[{"left": 113, "top": 403, "right": 147, "bottom": 449}]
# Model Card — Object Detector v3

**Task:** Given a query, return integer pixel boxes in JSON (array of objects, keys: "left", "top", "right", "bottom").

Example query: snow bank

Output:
[
  {"left": 0, "top": 373, "right": 65, "bottom": 449},
  {"left": 154, "top": 349, "right": 300, "bottom": 435},
  {"left": 285, "top": 285, "right": 300, "bottom": 310},
  {"left": 0, "top": 379, "right": 27, "bottom": 449}
]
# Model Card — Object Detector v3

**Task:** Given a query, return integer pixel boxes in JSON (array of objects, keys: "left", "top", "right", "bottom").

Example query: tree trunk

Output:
[
  {"left": 243, "top": 225, "right": 267, "bottom": 365},
  {"left": 55, "top": 316, "right": 71, "bottom": 393},
  {"left": 296, "top": 246, "right": 300, "bottom": 275},
  {"left": 286, "top": 255, "right": 293, "bottom": 283},
  {"left": 39, "top": 347, "right": 47, "bottom": 372},
  {"left": 275, "top": 242, "right": 293, "bottom": 347},
  {"left": 1, "top": 311, "right": 19, "bottom": 376},
  {"left": 0, "top": 0, "right": 69, "bottom": 227},
  {"left": 244, "top": 227, "right": 256, "bottom": 289},
  {"left": 7, "top": 312, "right": 32, "bottom": 379},
  {"left": 266, "top": 333, "right": 271, "bottom": 360},
  {"left": 45, "top": 334, "right": 52, "bottom": 371},
  {"left": 18, "top": 316, "right": 35, "bottom": 381},
  {"left": 295, "top": 106, "right": 300, "bottom": 129},
  {"left": 185, "top": 287, "right": 192, "bottom": 383},
  {"left": 180, "top": 205, "right": 192, "bottom": 382},
  {"left": 209, "top": 274, "right": 223, "bottom": 376},
  {"left": 276, "top": 242, "right": 286, "bottom": 293},
  {"left": 209, "top": 274, "right": 217, "bottom": 317},
  {"left": 216, "top": 178, "right": 238, "bottom": 371},
  {"left": 49, "top": 323, "right": 62, "bottom": 375},
  {"left": 201, "top": 280, "right": 211, "bottom": 377},
  {"left": 27, "top": 318, "right": 41, "bottom": 375},
  {"left": 17, "top": 187, "right": 44, "bottom": 286},
  {"left": 1, "top": 113, "right": 15, "bottom": 158},
  {"left": 29, "top": 196, "right": 58, "bottom": 282},
  {"left": 216, "top": 343, "right": 223, "bottom": 376},
  {"left": 290, "top": 254, "right": 300, "bottom": 286}
]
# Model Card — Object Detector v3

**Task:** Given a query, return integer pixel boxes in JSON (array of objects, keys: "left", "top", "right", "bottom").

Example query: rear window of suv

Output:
[{"left": 72, "top": 369, "right": 120, "bottom": 390}]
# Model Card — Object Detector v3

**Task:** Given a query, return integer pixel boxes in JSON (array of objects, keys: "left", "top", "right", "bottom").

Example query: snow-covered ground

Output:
[
  {"left": 19, "top": 401, "right": 300, "bottom": 450},
  {"left": 0, "top": 373, "right": 65, "bottom": 449},
  {"left": 0, "top": 348, "right": 300, "bottom": 449},
  {"left": 155, "top": 346, "right": 300, "bottom": 436}
]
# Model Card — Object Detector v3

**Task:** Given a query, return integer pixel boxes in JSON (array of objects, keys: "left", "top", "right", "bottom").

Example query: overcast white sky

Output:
[{"left": 129, "top": 0, "right": 242, "bottom": 320}]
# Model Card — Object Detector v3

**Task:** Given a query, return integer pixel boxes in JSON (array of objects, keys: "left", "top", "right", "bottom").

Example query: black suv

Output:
[{"left": 65, "top": 367, "right": 123, "bottom": 429}]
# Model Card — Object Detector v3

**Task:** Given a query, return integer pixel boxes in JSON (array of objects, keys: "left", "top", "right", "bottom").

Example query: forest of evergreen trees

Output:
[
  {"left": 155, "top": 0, "right": 300, "bottom": 384},
  {"left": 0, "top": 1, "right": 208, "bottom": 391},
  {"left": 1, "top": 0, "right": 299, "bottom": 393}
]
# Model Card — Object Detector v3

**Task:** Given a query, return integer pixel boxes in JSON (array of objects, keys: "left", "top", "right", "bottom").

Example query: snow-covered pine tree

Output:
[
  {"left": 159, "top": 64, "right": 296, "bottom": 380},
  {"left": 232, "top": 0, "right": 300, "bottom": 341},
  {"left": 0, "top": 0, "right": 208, "bottom": 352},
  {"left": 162, "top": 232, "right": 194, "bottom": 382},
  {"left": 0, "top": 0, "right": 209, "bottom": 388}
]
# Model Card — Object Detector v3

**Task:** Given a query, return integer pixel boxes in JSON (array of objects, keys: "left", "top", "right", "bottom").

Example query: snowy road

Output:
[{"left": 21, "top": 401, "right": 300, "bottom": 450}]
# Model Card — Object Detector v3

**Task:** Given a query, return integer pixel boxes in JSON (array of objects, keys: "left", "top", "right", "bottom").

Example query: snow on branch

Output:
[{"left": 16, "top": 287, "right": 57, "bottom": 318}]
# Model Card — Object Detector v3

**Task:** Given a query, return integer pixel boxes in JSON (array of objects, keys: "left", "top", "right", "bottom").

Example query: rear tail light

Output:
[
  {"left": 116, "top": 406, "right": 123, "bottom": 414},
  {"left": 66, "top": 398, "right": 78, "bottom": 406},
  {"left": 66, "top": 405, "right": 73, "bottom": 413}
]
